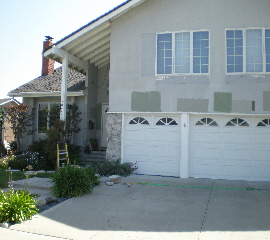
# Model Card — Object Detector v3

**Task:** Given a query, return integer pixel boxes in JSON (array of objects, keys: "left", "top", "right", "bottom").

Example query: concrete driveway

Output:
[{"left": 1, "top": 175, "right": 270, "bottom": 240}]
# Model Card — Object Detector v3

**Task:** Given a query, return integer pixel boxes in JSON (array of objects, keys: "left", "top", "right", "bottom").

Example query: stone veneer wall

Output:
[{"left": 106, "top": 113, "right": 122, "bottom": 160}]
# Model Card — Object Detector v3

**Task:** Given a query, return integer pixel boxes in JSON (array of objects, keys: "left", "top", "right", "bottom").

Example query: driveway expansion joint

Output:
[
  {"left": 4, "top": 228, "right": 74, "bottom": 240},
  {"left": 198, "top": 181, "right": 214, "bottom": 239}
]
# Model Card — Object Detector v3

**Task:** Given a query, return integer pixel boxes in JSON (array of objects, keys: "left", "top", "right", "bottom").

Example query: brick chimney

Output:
[{"left": 42, "top": 36, "right": 55, "bottom": 76}]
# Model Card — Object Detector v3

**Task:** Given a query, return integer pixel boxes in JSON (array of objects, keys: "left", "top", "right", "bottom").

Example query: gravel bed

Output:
[{"left": 38, "top": 197, "right": 71, "bottom": 213}]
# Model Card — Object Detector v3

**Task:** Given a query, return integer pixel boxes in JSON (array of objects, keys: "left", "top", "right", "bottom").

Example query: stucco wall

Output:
[{"left": 109, "top": 0, "right": 270, "bottom": 114}]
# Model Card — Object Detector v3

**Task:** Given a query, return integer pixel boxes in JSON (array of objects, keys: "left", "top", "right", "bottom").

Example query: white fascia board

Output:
[
  {"left": 55, "top": 0, "right": 145, "bottom": 49},
  {"left": 44, "top": 47, "right": 88, "bottom": 71},
  {"left": 8, "top": 92, "right": 84, "bottom": 98}
]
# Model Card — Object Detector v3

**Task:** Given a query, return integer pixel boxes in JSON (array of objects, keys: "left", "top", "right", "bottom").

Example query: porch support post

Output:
[
  {"left": 180, "top": 113, "right": 189, "bottom": 178},
  {"left": 60, "top": 53, "right": 68, "bottom": 121}
]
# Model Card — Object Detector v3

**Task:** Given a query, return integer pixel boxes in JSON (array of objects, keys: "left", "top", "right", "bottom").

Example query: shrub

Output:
[
  {"left": 28, "top": 139, "right": 82, "bottom": 170},
  {"left": 7, "top": 151, "right": 46, "bottom": 171},
  {"left": 0, "top": 189, "right": 38, "bottom": 224},
  {"left": 91, "top": 159, "right": 137, "bottom": 177},
  {"left": 51, "top": 165, "right": 99, "bottom": 198},
  {"left": 0, "top": 156, "right": 10, "bottom": 169},
  {"left": 67, "top": 143, "right": 81, "bottom": 165}
]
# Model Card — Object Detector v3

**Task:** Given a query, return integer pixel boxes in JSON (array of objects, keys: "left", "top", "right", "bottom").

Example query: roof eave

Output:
[
  {"left": 54, "top": 0, "right": 144, "bottom": 48},
  {"left": 8, "top": 91, "right": 85, "bottom": 98},
  {"left": 43, "top": 0, "right": 145, "bottom": 70}
]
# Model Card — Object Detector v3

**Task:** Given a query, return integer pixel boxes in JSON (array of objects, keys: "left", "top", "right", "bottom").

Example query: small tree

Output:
[
  {"left": 49, "top": 103, "right": 82, "bottom": 142},
  {"left": 4, "top": 103, "right": 35, "bottom": 152},
  {"left": 0, "top": 107, "right": 6, "bottom": 156}
]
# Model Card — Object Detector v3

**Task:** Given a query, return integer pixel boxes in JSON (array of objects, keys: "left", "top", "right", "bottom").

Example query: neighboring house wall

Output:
[
  {"left": 3, "top": 120, "right": 14, "bottom": 143},
  {"left": 109, "top": 0, "right": 270, "bottom": 114},
  {"left": 0, "top": 100, "right": 19, "bottom": 146}
]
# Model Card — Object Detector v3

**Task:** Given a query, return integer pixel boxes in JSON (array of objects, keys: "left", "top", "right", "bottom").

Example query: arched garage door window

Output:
[
  {"left": 156, "top": 117, "right": 178, "bottom": 125},
  {"left": 129, "top": 117, "right": 149, "bottom": 125},
  {"left": 225, "top": 118, "right": 249, "bottom": 126},
  {"left": 257, "top": 119, "right": 270, "bottom": 127},
  {"left": 195, "top": 118, "right": 218, "bottom": 126}
]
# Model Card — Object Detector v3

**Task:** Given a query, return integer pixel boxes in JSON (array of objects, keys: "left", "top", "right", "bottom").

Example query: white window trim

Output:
[
  {"left": 156, "top": 30, "right": 210, "bottom": 76},
  {"left": 37, "top": 102, "right": 64, "bottom": 134},
  {"left": 225, "top": 27, "right": 270, "bottom": 75}
]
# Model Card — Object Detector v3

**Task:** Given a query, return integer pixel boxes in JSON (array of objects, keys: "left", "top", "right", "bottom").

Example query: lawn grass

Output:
[{"left": 0, "top": 169, "right": 54, "bottom": 189}]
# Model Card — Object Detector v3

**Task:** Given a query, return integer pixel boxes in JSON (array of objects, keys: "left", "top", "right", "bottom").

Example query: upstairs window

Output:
[
  {"left": 157, "top": 31, "right": 209, "bottom": 75},
  {"left": 226, "top": 28, "right": 270, "bottom": 73}
]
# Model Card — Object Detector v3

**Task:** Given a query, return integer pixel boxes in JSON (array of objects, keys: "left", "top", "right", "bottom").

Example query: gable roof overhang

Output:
[
  {"left": 8, "top": 91, "right": 85, "bottom": 98},
  {"left": 43, "top": 0, "right": 145, "bottom": 74},
  {"left": 0, "top": 98, "right": 20, "bottom": 106}
]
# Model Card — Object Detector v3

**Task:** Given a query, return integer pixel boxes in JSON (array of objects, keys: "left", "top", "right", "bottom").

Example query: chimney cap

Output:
[{"left": 45, "top": 36, "right": 54, "bottom": 41}]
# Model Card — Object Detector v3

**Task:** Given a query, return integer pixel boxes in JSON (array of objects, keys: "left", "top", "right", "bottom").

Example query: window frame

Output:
[
  {"left": 37, "top": 102, "right": 61, "bottom": 133},
  {"left": 226, "top": 27, "right": 270, "bottom": 74},
  {"left": 156, "top": 30, "right": 210, "bottom": 76}
]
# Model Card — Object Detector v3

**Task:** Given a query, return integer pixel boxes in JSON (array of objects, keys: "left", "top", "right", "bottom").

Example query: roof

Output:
[
  {"left": 8, "top": 67, "right": 86, "bottom": 97},
  {"left": 44, "top": 0, "right": 145, "bottom": 73},
  {"left": 0, "top": 98, "right": 20, "bottom": 106}
]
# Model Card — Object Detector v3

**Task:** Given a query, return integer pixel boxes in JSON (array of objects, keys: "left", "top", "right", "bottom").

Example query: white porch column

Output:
[
  {"left": 180, "top": 113, "right": 189, "bottom": 178},
  {"left": 60, "top": 53, "right": 68, "bottom": 121}
]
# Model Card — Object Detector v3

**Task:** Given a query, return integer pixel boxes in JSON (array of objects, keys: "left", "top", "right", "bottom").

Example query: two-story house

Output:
[{"left": 14, "top": 0, "right": 270, "bottom": 181}]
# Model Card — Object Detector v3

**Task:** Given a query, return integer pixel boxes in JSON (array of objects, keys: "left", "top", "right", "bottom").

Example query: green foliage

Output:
[
  {"left": 28, "top": 139, "right": 53, "bottom": 170},
  {"left": 6, "top": 151, "right": 46, "bottom": 171},
  {"left": 49, "top": 104, "right": 82, "bottom": 142},
  {"left": 27, "top": 103, "right": 82, "bottom": 169},
  {"left": 0, "top": 156, "right": 9, "bottom": 169},
  {"left": 68, "top": 144, "right": 81, "bottom": 165},
  {"left": 3, "top": 103, "right": 35, "bottom": 152},
  {"left": 91, "top": 159, "right": 137, "bottom": 177},
  {"left": 51, "top": 165, "right": 99, "bottom": 198},
  {"left": 0, "top": 189, "right": 38, "bottom": 224},
  {"left": 28, "top": 139, "right": 81, "bottom": 170},
  {"left": 0, "top": 107, "right": 4, "bottom": 126}
]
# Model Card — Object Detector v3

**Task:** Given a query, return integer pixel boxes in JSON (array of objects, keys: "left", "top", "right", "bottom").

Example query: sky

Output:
[{"left": 0, "top": 0, "right": 125, "bottom": 102}]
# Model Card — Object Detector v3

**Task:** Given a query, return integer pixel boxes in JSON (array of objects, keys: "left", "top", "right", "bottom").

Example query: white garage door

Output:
[
  {"left": 190, "top": 115, "right": 270, "bottom": 181},
  {"left": 123, "top": 115, "right": 181, "bottom": 176}
]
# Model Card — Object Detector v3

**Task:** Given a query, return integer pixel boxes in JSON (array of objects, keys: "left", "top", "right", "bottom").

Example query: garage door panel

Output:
[
  {"left": 125, "top": 129, "right": 151, "bottom": 141},
  {"left": 253, "top": 166, "right": 270, "bottom": 180},
  {"left": 191, "top": 130, "right": 221, "bottom": 143},
  {"left": 152, "top": 129, "right": 181, "bottom": 142},
  {"left": 152, "top": 162, "right": 179, "bottom": 176},
  {"left": 223, "top": 132, "right": 252, "bottom": 144},
  {"left": 222, "top": 148, "right": 252, "bottom": 161},
  {"left": 192, "top": 147, "right": 220, "bottom": 159},
  {"left": 125, "top": 145, "right": 151, "bottom": 157},
  {"left": 135, "top": 161, "right": 152, "bottom": 175},
  {"left": 222, "top": 165, "right": 252, "bottom": 178},
  {"left": 151, "top": 146, "right": 180, "bottom": 159},
  {"left": 190, "top": 164, "right": 222, "bottom": 177},
  {"left": 252, "top": 132, "right": 270, "bottom": 144},
  {"left": 252, "top": 149, "right": 270, "bottom": 161}
]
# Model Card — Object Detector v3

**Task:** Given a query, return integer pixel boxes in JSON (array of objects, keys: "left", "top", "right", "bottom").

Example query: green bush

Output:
[
  {"left": 67, "top": 143, "right": 81, "bottom": 165},
  {"left": 0, "top": 156, "right": 10, "bottom": 169},
  {"left": 6, "top": 151, "right": 48, "bottom": 171},
  {"left": 28, "top": 139, "right": 82, "bottom": 170},
  {"left": 51, "top": 165, "right": 99, "bottom": 198},
  {"left": 91, "top": 159, "right": 137, "bottom": 177},
  {"left": 0, "top": 189, "right": 38, "bottom": 224}
]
